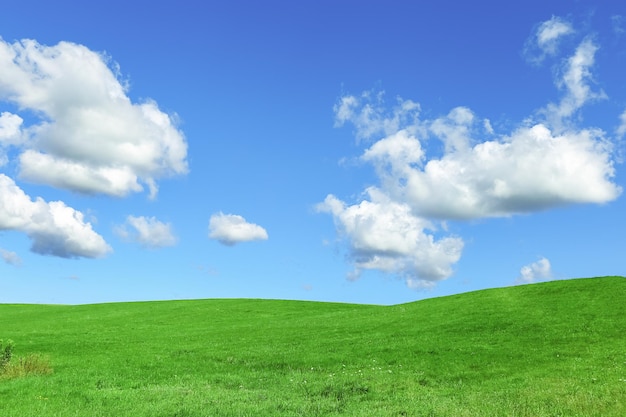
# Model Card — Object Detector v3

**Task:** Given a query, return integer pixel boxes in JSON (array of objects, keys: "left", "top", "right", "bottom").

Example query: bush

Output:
[
  {"left": 0, "top": 340, "right": 52, "bottom": 379},
  {"left": 2, "top": 354, "right": 53, "bottom": 378},
  {"left": 0, "top": 339, "right": 14, "bottom": 370}
]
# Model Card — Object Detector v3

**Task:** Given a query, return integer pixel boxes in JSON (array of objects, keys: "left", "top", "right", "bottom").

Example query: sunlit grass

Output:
[{"left": 0, "top": 276, "right": 624, "bottom": 416}]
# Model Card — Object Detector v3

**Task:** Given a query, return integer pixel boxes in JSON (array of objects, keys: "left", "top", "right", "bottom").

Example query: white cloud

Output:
[
  {"left": 543, "top": 39, "right": 607, "bottom": 128},
  {"left": 0, "top": 38, "right": 188, "bottom": 198},
  {"left": 0, "top": 111, "right": 24, "bottom": 166},
  {"left": 323, "top": 19, "right": 621, "bottom": 288},
  {"left": 536, "top": 17, "right": 574, "bottom": 53},
  {"left": 352, "top": 102, "right": 619, "bottom": 220},
  {"left": 115, "top": 215, "right": 177, "bottom": 248},
  {"left": 524, "top": 16, "right": 574, "bottom": 64},
  {"left": 1, "top": 248, "right": 22, "bottom": 266},
  {"left": 208, "top": 212, "right": 268, "bottom": 246},
  {"left": 515, "top": 257, "right": 553, "bottom": 284},
  {"left": 333, "top": 91, "right": 422, "bottom": 143},
  {"left": 0, "top": 174, "right": 111, "bottom": 258},
  {"left": 316, "top": 189, "right": 463, "bottom": 289},
  {"left": 0, "top": 111, "right": 23, "bottom": 145}
]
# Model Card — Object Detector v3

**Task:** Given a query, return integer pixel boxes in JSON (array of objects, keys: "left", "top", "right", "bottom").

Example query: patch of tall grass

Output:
[{"left": 0, "top": 339, "right": 52, "bottom": 380}]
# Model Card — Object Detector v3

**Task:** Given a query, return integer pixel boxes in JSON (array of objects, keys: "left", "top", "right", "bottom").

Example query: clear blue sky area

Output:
[{"left": 1, "top": 1, "right": 624, "bottom": 305}]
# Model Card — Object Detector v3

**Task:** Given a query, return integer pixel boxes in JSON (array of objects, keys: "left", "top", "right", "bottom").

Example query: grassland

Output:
[{"left": 1, "top": 276, "right": 625, "bottom": 416}]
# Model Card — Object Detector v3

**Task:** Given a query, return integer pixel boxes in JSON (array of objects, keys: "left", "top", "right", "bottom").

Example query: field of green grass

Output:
[{"left": 1, "top": 276, "right": 625, "bottom": 416}]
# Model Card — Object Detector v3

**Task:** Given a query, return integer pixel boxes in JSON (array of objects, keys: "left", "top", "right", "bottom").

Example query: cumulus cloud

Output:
[
  {"left": 0, "top": 174, "right": 111, "bottom": 258},
  {"left": 115, "top": 215, "right": 177, "bottom": 248},
  {"left": 344, "top": 98, "right": 619, "bottom": 220},
  {"left": 0, "top": 38, "right": 188, "bottom": 198},
  {"left": 524, "top": 16, "right": 574, "bottom": 64},
  {"left": 515, "top": 257, "right": 553, "bottom": 284},
  {"left": 208, "top": 212, "right": 268, "bottom": 246},
  {"left": 317, "top": 189, "right": 463, "bottom": 289},
  {"left": 322, "top": 18, "right": 621, "bottom": 289},
  {"left": 1, "top": 248, "right": 22, "bottom": 266}
]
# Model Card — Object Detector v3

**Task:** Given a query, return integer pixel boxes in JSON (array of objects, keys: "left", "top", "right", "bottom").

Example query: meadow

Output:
[{"left": 1, "top": 276, "right": 625, "bottom": 416}]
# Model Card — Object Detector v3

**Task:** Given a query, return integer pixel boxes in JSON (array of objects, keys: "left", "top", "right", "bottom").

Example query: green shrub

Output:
[
  {"left": 0, "top": 339, "right": 14, "bottom": 370},
  {"left": 0, "top": 340, "right": 52, "bottom": 379},
  {"left": 1, "top": 353, "right": 53, "bottom": 378}
]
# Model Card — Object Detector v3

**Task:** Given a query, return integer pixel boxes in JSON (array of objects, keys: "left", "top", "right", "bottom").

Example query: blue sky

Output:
[{"left": 0, "top": 0, "right": 624, "bottom": 305}]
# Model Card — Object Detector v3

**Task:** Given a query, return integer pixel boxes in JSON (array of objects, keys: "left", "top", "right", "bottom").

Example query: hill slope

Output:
[{"left": 1, "top": 276, "right": 625, "bottom": 416}]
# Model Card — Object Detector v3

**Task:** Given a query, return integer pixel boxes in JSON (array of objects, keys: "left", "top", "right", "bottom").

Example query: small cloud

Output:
[
  {"left": 524, "top": 16, "right": 574, "bottom": 64},
  {"left": 1, "top": 248, "right": 22, "bottom": 266},
  {"left": 208, "top": 212, "right": 268, "bottom": 246},
  {"left": 515, "top": 257, "right": 553, "bottom": 284},
  {"left": 115, "top": 215, "right": 177, "bottom": 248}
]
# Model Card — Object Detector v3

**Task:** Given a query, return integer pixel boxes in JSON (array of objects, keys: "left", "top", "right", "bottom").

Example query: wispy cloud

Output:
[
  {"left": 1, "top": 248, "right": 22, "bottom": 266},
  {"left": 617, "top": 110, "right": 626, "bottom": 138},
  {"left": 0, "top": 38, "right": 188, "bottom": 199},
  {"left": 0, "top": 174, "right": 111, "bottom": 258},
  {"left": 115, "top": 215, "right": 177, "bottom": 248},
  {"left": 611, "top": 15, "right": 624, "bottom": 36},
  {"left": 542, "top": 38, "right": 607, "bottom": 128},
  {"left": 208, "top": 212, "right": 268, "bottom": 246},
  {"left": 515, "top": 257, "right": 553, "bottom": 284},
  {"left": 524, "top": 16, "right": 574, "bottom": 64}
]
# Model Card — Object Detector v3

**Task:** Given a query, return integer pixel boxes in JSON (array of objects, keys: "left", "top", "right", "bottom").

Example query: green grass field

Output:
[{"left": 1, "top": 276, "right": 625, "bottom": 416}]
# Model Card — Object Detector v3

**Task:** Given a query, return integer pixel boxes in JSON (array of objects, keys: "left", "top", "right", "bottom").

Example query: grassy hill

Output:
[{"left": 1, "top": 276, "right": 625, "bottom": 416}]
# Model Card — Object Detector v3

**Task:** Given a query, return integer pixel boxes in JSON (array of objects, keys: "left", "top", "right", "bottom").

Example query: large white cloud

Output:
[
  {"left": 208, "top": 212, "right": 269, "bottom": 246},
  {"left": 115, "top": 215, "right": 177, "bottom": 248},
  {"left": 0, "top": 174, "right": 111, "bottom": 258},
  {"left": 0, "top": 38, "right": 188, "bottom": 198},
  {"left": 365, "top": 115, "right": 619, "bottom": 219},
  {"left": 339, "top": 95, "right": 619, "bottom": 220},
  {"left": 322, "top": 17, "right": 621, "bottom": 288},
  {"left": 317, "top": 189, "right": 463, "bottom": 288}
]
